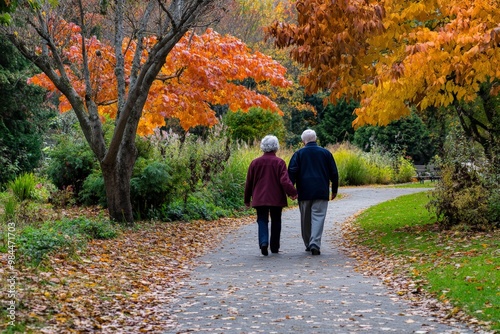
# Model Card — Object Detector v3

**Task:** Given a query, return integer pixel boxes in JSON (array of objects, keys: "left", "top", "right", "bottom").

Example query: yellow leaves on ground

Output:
[{"left": 0, "top": 215, "right": 255, "bottom": 333}]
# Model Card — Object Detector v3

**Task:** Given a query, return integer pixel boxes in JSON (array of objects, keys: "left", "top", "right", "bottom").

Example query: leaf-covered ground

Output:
[
  {"left": 340, "top": 214, "right": 498, "bottom": 333},
  {"left": 0, "top": 213, "right": 255, "bottom": 333},
  {"left": 2, "top": 203, "right": 497, "bottom": 333}
]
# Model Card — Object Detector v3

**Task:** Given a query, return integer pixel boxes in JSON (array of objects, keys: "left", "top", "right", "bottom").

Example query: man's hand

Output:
[
  {"left": 245, "top": 202, "right": 250, "bottom": 208},
  {"left": 290, "top": 194, "right": 298, "bottom": 200},
  {"left": 331, "top": 192, "right": 337, "bottom": 200}
]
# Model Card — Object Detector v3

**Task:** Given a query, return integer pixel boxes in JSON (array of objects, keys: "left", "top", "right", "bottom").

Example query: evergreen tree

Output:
[
  {"left": 0, "top": 36, "right": 54, "bottom": 185},
  {"left": 307, "top": 95, "right": 358, "bottom": 145},
  {"left": 353, "top": 112, "right": 436, "bottom": 164}
]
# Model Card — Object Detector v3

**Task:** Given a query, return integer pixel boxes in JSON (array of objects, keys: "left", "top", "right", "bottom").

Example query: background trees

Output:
[
  {"left": 0, "top": 35, "right": 54, "bottom": 185},
  {"left": 266, "top": 0, "right": 500, "bottom": 229},
  {"left": 353, "top": 112, "right": 436, "bottom": 165},
  {"left": 266, "top": 0, "right": 500, "bottom": 162},
  {"left": 2, "top": 0, "right": 290, "bottom": 223},
  {"left": 308, "top": 96, "right": 357, "bottom": 146},
  {"left": 223, "top": 107, "right": 286, "bottom": 144}
]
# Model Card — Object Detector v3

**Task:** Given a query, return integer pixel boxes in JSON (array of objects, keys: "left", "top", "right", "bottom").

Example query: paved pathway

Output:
[{"left": 165, "top": 187, "right": 481, "bottom": 334}]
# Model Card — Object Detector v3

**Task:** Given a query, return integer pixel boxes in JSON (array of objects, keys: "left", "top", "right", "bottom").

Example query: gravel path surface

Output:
[{"left": 165, "top": 187, "right": 481, "bottom": 334}]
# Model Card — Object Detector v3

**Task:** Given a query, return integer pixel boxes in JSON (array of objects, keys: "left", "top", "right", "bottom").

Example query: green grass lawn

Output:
[{"left": 352, "top": 191, "right": 499, "bottom": 332}]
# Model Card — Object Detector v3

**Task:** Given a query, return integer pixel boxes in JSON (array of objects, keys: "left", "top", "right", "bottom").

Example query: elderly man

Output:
[{"left": 288, "top": 129, "right": 339, "bottom": 255}]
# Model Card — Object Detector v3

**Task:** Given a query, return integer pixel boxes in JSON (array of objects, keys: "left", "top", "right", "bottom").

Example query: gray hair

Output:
[
  {"left": 260, "top": 135, "right": 279, "bottom": 152},
  {"left": 301, "top": 129, "right": 317, "bottom": 144}
]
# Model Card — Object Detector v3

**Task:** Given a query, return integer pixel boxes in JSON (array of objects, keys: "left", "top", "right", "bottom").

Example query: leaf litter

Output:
[
  {"left": 0, "top": 213, "right": 255, "bottom": 333},
  {"left": 339, "top": 213, "right": 497, "bottom": 334}
]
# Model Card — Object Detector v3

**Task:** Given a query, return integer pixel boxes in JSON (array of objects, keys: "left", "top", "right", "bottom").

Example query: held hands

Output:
[{"left": 290, "top": 194, "right": 298, "bottom": 200}]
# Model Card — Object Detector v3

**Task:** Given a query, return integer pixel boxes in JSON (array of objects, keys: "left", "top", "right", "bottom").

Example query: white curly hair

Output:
[{"left": 260, "top": 135, "right": 279, "bottom": 152}]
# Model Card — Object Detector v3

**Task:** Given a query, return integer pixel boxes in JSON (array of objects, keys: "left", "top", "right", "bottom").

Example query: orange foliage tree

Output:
[
  {"left": 266, "top": 0, "right": 500, "bottom": 162},
  {"left": 2, "top": 0, "right": 290, "bottom": 223},
  {"left": 28, "top": 23, "right": 290, "bottom": 135},
  {"left": 215, "top": 0, "right": 316, "bottom": 139}
]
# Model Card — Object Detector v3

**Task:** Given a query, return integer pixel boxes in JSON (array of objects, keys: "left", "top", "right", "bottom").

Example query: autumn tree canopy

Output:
[
  {"left": 266, "top": 0, "right": 500, "bottom": 133},
  {"left": 1, "top": 0, "right": 290, "bottom": 223},
  {"left": 28, "top": 21, "right": 291, "bottom": 135}
]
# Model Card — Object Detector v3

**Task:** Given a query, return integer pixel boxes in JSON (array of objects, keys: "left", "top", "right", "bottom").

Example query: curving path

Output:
[{"left": 165, "top": 187, "right": 481, "bottom": 334}]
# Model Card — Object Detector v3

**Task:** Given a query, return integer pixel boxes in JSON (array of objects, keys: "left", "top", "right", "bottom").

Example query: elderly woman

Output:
[{"left": 244, "top": 135, "right": 298, "bottom": 256}]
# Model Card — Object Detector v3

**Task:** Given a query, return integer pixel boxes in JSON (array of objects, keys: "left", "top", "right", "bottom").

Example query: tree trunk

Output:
[{"left": 101, "top": 154, "right": 136, "bottom": 225}]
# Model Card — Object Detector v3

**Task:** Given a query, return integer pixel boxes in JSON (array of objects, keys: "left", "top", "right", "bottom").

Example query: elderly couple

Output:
[{"left": 244, "top": 129, "right": 339, "bottom": 256}]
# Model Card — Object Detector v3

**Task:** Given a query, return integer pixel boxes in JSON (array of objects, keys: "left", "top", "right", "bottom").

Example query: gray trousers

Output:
[{"left": 298, "top": 199, "right": 328, "bottom": 249}]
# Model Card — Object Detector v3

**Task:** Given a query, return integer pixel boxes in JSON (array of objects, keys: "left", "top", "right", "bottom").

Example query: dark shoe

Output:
[
  {"left": 305, "top": 247, "right": 311, "bottom": 252},
  {"left": 271, "top": 249, "right": 279, "bottom": 254},
  {"left": 311, "top": 248, "right": 320, "bottom": 255},
  {"left": 260, "top": 244, "right": 268, "bottom": 256}
]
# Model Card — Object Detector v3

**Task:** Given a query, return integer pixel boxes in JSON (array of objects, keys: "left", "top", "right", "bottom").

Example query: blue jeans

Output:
[{"left": 255, "top": 206, "right": 283, "bottom": 252}]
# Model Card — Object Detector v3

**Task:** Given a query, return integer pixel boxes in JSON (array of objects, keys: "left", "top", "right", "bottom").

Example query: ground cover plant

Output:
[{"left": 343, "top": 191, "right": 499, "bottom": 332}]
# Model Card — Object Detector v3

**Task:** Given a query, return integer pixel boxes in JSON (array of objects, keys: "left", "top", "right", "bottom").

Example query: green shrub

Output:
[
  {"left": 18, "top": 226, "right": 78, "bottom": 265},
  {"left": 426, "top": 126, "right": 498, "bottom": 231},
  {"left": 428, "top": 164, "right": 492, "bottom": 230},
  {"left": 49, "top": 186, "right": 76, "bottom": 208},
  {"left": 131, "top": 161, "right": 173, "bottom": 216},
  {"left": 149, "top": 128, "right": 233, "bottom": 216},
  {"left": 394, "top": 156, "right": 416, "bottom": 183},
  {"left": 79, "top": 170, "right": 107, "bottom": 207},
  {"left": 2, "top": 195, "right": 17, "bottom": 221},
  {"left": 224, "top": 107, "right": 286, "bottom": 144},
  {"left": 373, "top": 164, "right": 394, "bottom": 184},
  {"left": 45, "top": 134, "right": 97, "bottom": 197},
  {"left": 70, "top": 217, "right": 118, "bottom": 239},
  {"left": 32, "top": 177, "right": 57, "bottom": 203},
  {"left": 156, "top": 191, "right": 229, "bottom": 222},
  {"left": 333, "top": 147, "right": 372, "bottom": 186},
  {"left": 8, "top": 172, "right": 36, "bottom": 201},
  {"left": 16, "top": 217, "right": 118, "bottom": 266}
]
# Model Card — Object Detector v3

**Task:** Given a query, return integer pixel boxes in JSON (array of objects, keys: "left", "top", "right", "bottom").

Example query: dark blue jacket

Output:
[{"left": 288, "top": 142, "right": 339, "bottom": 201}]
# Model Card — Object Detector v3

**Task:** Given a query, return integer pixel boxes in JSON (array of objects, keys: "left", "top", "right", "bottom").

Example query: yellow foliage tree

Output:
[{"left": 266, "top": 0, "right": 500, "bottom": 160}]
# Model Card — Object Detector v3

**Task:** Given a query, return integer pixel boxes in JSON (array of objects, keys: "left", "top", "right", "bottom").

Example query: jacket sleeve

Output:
[
  {"left": 288, "top": 152, "right": 298, "bottom": 185},
  {"left": 328, "top": 153, "right": 339, "bottom": 194},
  {"left": 279, "top": 160, "right": 297, "bottom": 197},
  {"left": 244, "top": 162, "right": 254, "bottom": 204}
]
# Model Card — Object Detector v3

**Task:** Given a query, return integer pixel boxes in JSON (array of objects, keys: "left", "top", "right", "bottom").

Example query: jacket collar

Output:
[{"left": 263, "top": 151, "right": 277, "bottom": 156}]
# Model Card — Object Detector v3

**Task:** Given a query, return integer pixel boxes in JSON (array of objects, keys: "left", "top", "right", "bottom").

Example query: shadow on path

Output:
[{"left": 165, "top": 187, "right": 479, "bottom": 334}]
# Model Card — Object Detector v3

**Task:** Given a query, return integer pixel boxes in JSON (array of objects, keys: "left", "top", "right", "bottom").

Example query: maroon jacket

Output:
[{"left": 244, "top": 152, "right": 297, "bottom": 207}]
